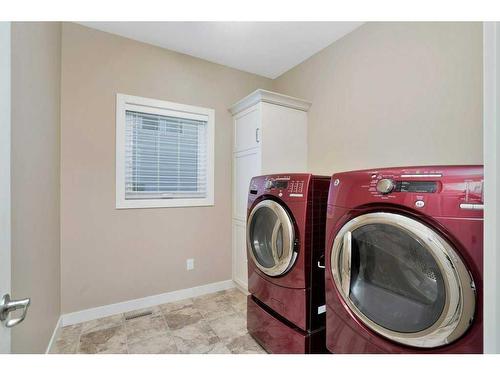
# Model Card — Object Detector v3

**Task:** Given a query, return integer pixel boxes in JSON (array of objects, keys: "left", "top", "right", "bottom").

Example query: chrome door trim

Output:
[
  {"left": 330, "top": 212, "right": 476, "bottom": 348},
  {"left": 247, "top": 199, "right": 296, "bottom": 277},
  {"left": 340, "top": 231, "right": 352, "bottom": 296}
]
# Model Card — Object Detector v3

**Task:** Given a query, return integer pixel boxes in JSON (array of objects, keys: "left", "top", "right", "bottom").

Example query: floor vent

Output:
[{"left": 124, "top": 310, "right": 153, "bottom": 320}]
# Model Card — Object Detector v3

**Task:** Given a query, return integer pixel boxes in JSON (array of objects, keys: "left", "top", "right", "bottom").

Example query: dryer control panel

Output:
[
  {"left": 375, "top": 178, "right": 439, "bottom": 194},
  {"left": 369, "top": 174, "right": 442, "bottom": 198},
  {"left": 328, "top": 166, "right": 484, "bottom": 219}
]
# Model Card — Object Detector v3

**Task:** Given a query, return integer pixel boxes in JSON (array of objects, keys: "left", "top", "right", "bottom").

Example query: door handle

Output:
[
  {"left": 0, "top": 294, "right": 31, "bottom": 328},
  {"left": 341, "top": 231, "right": 352, "bottom": 296},
  {"left": 271, "top": 220, "right": 282, "bottom": 261},
  {"left": 255, "top": 128, "right": 260, "bottom": 143},
  {"left": 317, "top": 254, "right": 325, "bottom": 269}
]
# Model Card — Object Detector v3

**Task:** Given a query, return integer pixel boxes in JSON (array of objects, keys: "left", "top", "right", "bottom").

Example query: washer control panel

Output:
[
  {"left": 265, "top": 179, "right": 289, "bottom": 190},
  {"left": 250, "top": 174, "right": 310, "bottom": 200},
  {"left": 288, "top": 180, "right": 305, "bottom": 195}
]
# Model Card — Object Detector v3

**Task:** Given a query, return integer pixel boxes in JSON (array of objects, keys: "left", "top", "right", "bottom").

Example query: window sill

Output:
[{"left": 115, "top": 197, "right": 214, "bottom": 209}]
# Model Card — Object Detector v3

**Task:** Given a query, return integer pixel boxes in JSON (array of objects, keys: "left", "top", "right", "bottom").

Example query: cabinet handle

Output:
[{"left": 255, "top": 128, "right": 260, "bottom": 143}]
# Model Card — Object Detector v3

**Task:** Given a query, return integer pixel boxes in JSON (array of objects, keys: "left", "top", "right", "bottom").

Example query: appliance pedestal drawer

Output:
[{"left": 247, "top": 295, "right": 326, "bottom": 354}]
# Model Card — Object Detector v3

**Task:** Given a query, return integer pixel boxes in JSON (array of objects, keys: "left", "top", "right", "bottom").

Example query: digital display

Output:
[
  {"left": 395, "top": 181, "right": 438, "bottom": 193},
  {"left": 274, "top": 181, "right": 288, "bottom": 189}
]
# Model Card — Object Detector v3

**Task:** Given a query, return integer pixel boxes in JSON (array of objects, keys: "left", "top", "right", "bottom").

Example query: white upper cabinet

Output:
[{"left": 229, "top": 89, "right": 310, "bottom": 170}]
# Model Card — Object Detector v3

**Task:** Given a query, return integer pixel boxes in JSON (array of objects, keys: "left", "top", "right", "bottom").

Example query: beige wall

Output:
[
  {"left": 11, "top": 22, "right": 61, "bottom": 353},
  {"left": 273, "top": 22, "right": 483, "bottom": 174},
  {"left": 58, "top": 22, "right": 483, "bottom": 316},
  {"left": 60, "top": 23, "right": 272, "bottom": 313}
]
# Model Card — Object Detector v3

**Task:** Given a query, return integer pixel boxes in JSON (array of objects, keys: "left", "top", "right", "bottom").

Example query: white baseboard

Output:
[
  {"left": 45, "top": 315, "right": 63, "bottom": 354},
  {"left": 60, "top": 279, "right": 235, "bottom": 327},
  {"left": 232, "top": 279, "right": 249, "bottom": 295}
]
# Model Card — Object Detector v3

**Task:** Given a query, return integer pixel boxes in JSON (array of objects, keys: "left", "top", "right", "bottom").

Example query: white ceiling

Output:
[{"left": 78, "top": 22, "right": 363, "bottom": 79}]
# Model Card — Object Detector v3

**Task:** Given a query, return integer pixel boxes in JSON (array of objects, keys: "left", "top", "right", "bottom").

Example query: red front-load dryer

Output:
[
  {"left": 246, "top": 173, "right": 330, "bottom": 353},
  {"left": 325, "top": 166, "right": 483, "bottom": 354}
]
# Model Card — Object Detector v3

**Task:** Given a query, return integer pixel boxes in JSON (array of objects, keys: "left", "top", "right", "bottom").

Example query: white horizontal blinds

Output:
[{"left": 125, "top": 110, "right": 208, "bottom": 200}]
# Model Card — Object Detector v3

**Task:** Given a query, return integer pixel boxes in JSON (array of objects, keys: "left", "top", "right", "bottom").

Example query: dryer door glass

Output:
[
  {"left": 247, "top": 200, "right": 295, "bottom": 277},
  {"left": 330, "top": 212, "right": 476, "bottom": 348},
  {"left": 348, "top": 223, "right": 445, "bottom": 333}
]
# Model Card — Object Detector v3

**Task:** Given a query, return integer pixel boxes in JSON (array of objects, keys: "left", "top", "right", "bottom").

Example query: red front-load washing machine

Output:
[
  {"left": 325, "top": 166, "right": 483, "bottom": 353},
  {"left": 246, "top": 173, "right": 330, "bottom": 353}
]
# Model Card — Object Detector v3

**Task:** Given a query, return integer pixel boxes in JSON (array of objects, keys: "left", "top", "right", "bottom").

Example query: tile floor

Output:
[{"left": 49, "top": 288, "right": 267, "bottom": 354}]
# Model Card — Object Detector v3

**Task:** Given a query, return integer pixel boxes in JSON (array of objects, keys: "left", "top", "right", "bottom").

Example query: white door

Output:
[
  {"left": 232, "top": 220, "right": 248, "bottom": 289},
  {"left": 484, "top": 21, "right": 500, "bottom": 354},
  {"left": 233, "top": 105, "right": 261, "bottom": 153},
  {"left": 0, "top": 21, "right": 12, "bottom": 353},
  {"left": 0, "top": 22, "right": 31, "bottom": 353},
  {"left": 233, "top": 148, "right": 261, "bottom": 221},
  {"left": 232, "top": 148, "right": 261, "bottom": 290}
]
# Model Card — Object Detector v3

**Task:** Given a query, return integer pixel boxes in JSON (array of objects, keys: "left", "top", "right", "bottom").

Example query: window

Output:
[{"left": 116, "top": 94, "right": 214, "bottom": 208}]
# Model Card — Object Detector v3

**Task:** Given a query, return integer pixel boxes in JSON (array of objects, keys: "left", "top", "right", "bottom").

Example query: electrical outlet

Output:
[{"left": 186, "top": 258, "right": 194, "bottom": 271}]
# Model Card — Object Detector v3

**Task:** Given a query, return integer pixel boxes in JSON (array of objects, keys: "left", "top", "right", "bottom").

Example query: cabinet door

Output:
[
  {"left": 234, "top": 104, "right": 261, "bottom": 152},
  {"left": 232, "top": 219, "right": 248, "bottom": 290},
  {"left": 233, "top": 148, "right": 261, "bottom": 221},
  {"left": 260, "top": 102, "right": 307, "bottom": 174}
]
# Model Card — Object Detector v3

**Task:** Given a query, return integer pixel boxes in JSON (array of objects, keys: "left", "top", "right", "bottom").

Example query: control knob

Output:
[
  {"left": 265, "top": 180, "right": 273, "bottom": 189},
  {"left": 376, "top": 178, "right": 395, "bottom": 194}
]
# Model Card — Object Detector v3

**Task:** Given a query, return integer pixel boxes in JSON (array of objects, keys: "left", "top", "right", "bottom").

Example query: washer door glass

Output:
[
  {"left": 247, "top": 200, "right": 295, "bottom": 277},
  {"left": 330, "top": 212, "right": 476, "bottom": 348}
]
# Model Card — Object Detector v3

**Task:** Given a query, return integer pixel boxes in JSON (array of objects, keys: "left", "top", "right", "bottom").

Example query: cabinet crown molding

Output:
[{"left": 228, "top": 89, "right": 311, "bottom": 115}]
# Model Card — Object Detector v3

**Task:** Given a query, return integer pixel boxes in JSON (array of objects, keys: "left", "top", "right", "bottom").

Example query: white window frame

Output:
[{"left": 116, "top": 93, "right": 215, "bottom": 209}]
